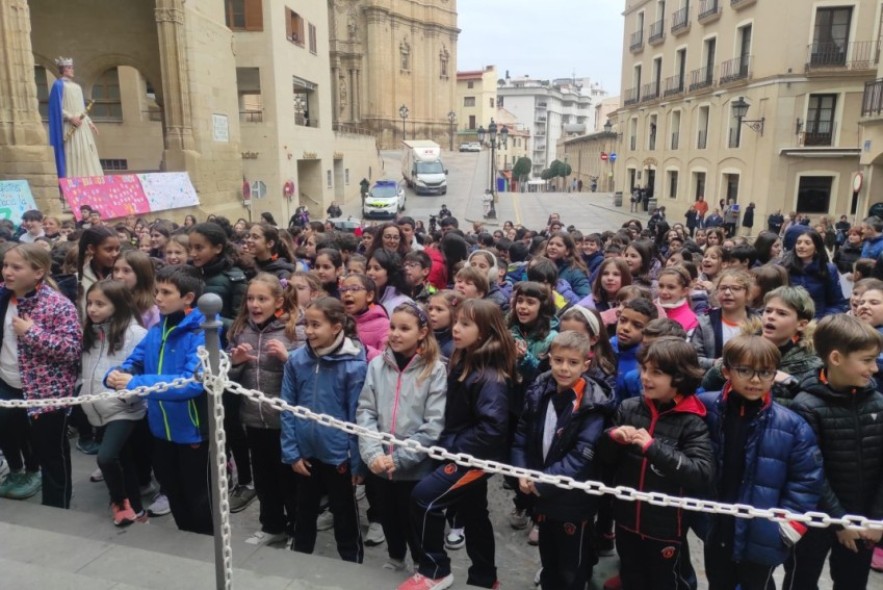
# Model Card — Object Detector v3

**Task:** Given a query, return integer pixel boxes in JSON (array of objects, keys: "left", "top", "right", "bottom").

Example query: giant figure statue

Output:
[{"left": 48, "top": 57, "right": 103, "bottom": 179}]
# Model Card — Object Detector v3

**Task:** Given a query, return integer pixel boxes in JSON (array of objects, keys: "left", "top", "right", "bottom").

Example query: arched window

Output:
[{"left": 91, "top": 68, "right": 123, "bottom": 121}]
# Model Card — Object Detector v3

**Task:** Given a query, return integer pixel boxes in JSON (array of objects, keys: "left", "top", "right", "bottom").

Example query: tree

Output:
[
  {"left": 547, "top": 159, "right": 572, "bottom": 189},
  {"left": 512, "top": 157, "right": 532, "bottom": 185}
]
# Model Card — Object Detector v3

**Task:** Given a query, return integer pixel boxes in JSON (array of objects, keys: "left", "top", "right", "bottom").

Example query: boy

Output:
[
  {"left": 105, "top": 265, "right": 210, "bottom": 534},
  {"left": 18, "top": 209, "right": 45, "bottom": 244},
  {"left": 403, "top": 250, "right": 436, "bottom": 303},
  {"left": 784, "top": 314, "right": 883, "bottom": 589},
  {"left": 698, "top": 335, "right": 823, "bottom": 589},
  {"left": 619, "top": 318, "right": 687, "bottom": 400},
  {"left": 511, "top": 332, "right": 614, "bottom": 590},
  {"left": 610, "top": 298, "right": 658, "bottom": 396},
  {"left": 453, "top": 265, "right": 488, "bottom": 300},
  {"left": 599, "top": 337, "right": 714, "bottom": 590}
]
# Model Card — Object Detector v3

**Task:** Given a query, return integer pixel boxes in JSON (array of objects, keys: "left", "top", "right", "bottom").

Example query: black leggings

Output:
[
  {"left": 97, "top": 420, "right": 145, "bottom": 513},
  {"left": 223, "top": 391, "right": 252, "bottom": 486},
  {"left": 0, "top": 381, "right": 38, "bottom": 473}
]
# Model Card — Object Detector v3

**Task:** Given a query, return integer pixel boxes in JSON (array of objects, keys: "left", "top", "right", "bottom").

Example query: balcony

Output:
[
  {"left": 239, "top": 110, "right": 263, "bottom": 123},
  {"left": 688, "top": 66, "right": 715, "bottom": 91},
  {"left": 649, "top": 19, "right": 665, "bottom": 45},
  {"left": 641, "top": 82, "right": 660, "bottom": 102},
  {"left": 624, "top": 86, "right": 640, "bottom": 106},
  {"left": 630, "top": 30, "right": 644, "bottom": 53},
  {"left": 671, "top": 7, "right": 690, "bottom": 35},
  {"left": 862, "top": 78, "right": 883, "bottom": 117},
  {"left": 719, "top": 55, "right": 752, "bottom": 84},
  {"left": 536, "top": 115, "right": 547, "bottom": 123},
  {"left": 664, "top": 74, "right": 684, "bottom": 96},
  {"left": 806, "top": 40, "right": 880, "bottom": 72},
  {"left": 537, "top": 101, "right": 548, "bottom": 109},
  {"left": 800, "top": 122, "right": 836, "bottom": 147},
  {"left": 730, "top": 0, "right": 757, "bottom": 9},
  {"left": 698, "top": 130, "right": 708, "bottom": 149},
  {"left": 698, "top": 0, "right": 722, "bottom": 23},
  {"left": 671, "top": 132, "right": 680, "bottom": 150}
]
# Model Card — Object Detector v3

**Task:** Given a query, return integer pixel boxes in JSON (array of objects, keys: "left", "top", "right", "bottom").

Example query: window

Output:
[
  {"left": 225, "top": 0, "right": 262, "bottom": 31},
  {"left": 668, "top": 170, "right": 679, "bottom": 198},
  {"left": 468, "top": 115, "right": 476, "bottom": 129},
  {"left": 489, "top": 98, "right": 494, "bottom": 108},
  {"left": 327, "top": 170, "right": 333, "bottom": 189},
  {"left": 100, "top": 159, "right": 128, "bottom": 171},
  {"left": 467, "top": 81, "right": 474, "bottom": 89},
  {"left": 670, "top": 110, "right": 681, "bottom": 149},
  {"left": 464, "top": 97, "right": 476, "bottom": 107},
  {"left": 309, "top": 23, "right": 317, "bottom": 54},
  {"left": 91, "top": 68, "right": 122, "bottom": 121},
  {"left": 629, "top": 118, "right": 638, "bottom": 151},
  {"left": 676, "top": 48, "right": 686, "bottom": 90},
  {"left": 345, "top": 169, "right": 350, "bottom": 185},
  {"left": 725, "top": 173, "right": 739, "bottom": 202},
  {"left": 697, "top": 106, "right": 709, "bottom": 149},
  {"left": 693, "top": 171, "right": 706, "bottom": 199},
  {"left": 286, "top": 8, "right": 305, "bottom": 46},
  {"left": 237, "top": 67, "right": 262, "bottom": 122},
  {"left": 34, "top": 66, "right": 51, "bottom": 120},
  {"left": 805, "top": 94, "right": 837, "bottom": 146},
  {"left": 293, "top": 75, "right": 317, "bottom": 127},
  {"left": 648, "top": 115, "right": 657, "bottom": 150},
  {"left": 811, "top": 7, "right": 852, "bottom": 66},
  {"left": 738, "top": 24, "right": 752, "bottom": 75},
  {"left": 797, "top": 176, "right": 833, "bottom": 213},
  {"left": 703, "top": 37, "right": 716, "bottom": 84}
]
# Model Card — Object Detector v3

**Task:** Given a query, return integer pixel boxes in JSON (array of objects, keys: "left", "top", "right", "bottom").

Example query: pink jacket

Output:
[
  {"left": 353, "top": 303, "right": 389, "bottom": 361},
  {"left": 660, "top": 299, "right": 699, "bottom": 333}
]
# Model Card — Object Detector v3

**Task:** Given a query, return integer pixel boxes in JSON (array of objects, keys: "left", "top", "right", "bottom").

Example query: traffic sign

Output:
[
  {"left": 609, "top": 153, "right": 617, "bottom": 162},
  {"left": 600, "top": 152, "right": 608, "bottom": 161}
]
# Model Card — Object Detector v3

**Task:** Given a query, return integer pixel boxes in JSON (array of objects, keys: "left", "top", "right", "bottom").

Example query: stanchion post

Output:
[{"left": 198, "top": 293, "right": 233, "bottom": 590}]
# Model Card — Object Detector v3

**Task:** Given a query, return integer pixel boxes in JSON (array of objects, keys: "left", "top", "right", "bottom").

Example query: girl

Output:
[
  {"left": 427, "top": 289, "right": 464, "bottom": 361},
  {"left": 468, "top": 250, "right": 508, "bottom": 310},
  {"left": 346, "top": 254, "right": 367, "bottom": 276},
  {"left": 509, "top": 281, "right": 558, "bottom": 388},
  {"left": 112, "top": 250, "right": 159, "bottom": 328},
  {"left": 0, "top": 244, "right": 82, "bottom": 508},
  {"left": 244, "top": 223, "right": 296, "bottom": 280},
  {"left": 781, "top": 229, "right": 847, "bottom": 318},
  {"left": 691, "top": 269, "right": 757, "bottom": 369},
  {"left": 406, "top": 299, "right": 516, "bottom": 590},
  {"left": 545, "top": 231, "right": 590, "bottom": 299},
  {"left": 188, "top": 222, "right": 248, "bottom": 320},
  {"left": 78, "top": 226, "right": 122, "bottom": 315},
  {"left": 367, "top": 249, "right": 413, "bottom": 316},
  {"left": 148, "top": 222, "right": 172, "bottom": 259},
  {"left": 289, "top": 271, "right": 322, "bottom": 309},
  {"left": 705, "top": 227, "right": 725, "bottom": 249},
  {"left": 137, "top": 233, "right": 152, "bottom": 254},
  {"left": 341, "top": 274, "right": 388, "bottom": 361},
  {"left": 753, "top": 231, "right": 783, "bottom": 266},
  {"left": 81, "top": 280, "right": 148, "bottom": 525},
  {"left": 228, "top": 273, "right": 304, "bottom": 546},
  {"left": 749, "top": 264, "right": 789, "bottom": 311},
  {"left": 577, "top": 258, "right": 632, "bottom": 312},
  {"left": 357, "top": 302, "right": 447, "bottom": 572},
  {"left": 281, "top": 297, "right": 368, "bottom": 563},
  {"left": 314, "top": 248, "right": 344, "bottom": 298},
  {"left": 656, "top": 266, "right": 698, "bottom": 334},
  {"left": 698, "top": 245, "right": 724, "bottom": 291},
  {"left": 623, "top": 240, "right": 657, "bottom": 291},
  {"left": 164, "top": 233, "right": 189, "bottom": 266}
]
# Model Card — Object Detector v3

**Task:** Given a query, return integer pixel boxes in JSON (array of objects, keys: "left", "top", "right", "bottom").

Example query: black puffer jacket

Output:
[
  {"left": 254, "top": 256, "right": 296, "bottom": 280},
  {"left": 791, "top": 371, "right": 883, "bottom": 519},
  {"left": 439, "top": 364, "right": 511, "bottom": 462},
  {"left": 599, "top": 394, "right": 715, "bottom": 541}
]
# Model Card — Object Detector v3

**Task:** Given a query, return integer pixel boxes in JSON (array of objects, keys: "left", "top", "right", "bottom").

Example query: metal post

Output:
[{"left": 198, "top": 293, "right": 233, "bottom": 590}]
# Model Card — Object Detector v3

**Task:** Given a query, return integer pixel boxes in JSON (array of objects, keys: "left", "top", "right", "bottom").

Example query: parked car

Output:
[
  {"left": 459, "top": 142, "right": 481, "bottom": 153},
  {"left": 362, "top": 179, "right": 406, "bottom": 219},
  {"left": 327, "top": 217, "right": 362, "bottom": 234}
]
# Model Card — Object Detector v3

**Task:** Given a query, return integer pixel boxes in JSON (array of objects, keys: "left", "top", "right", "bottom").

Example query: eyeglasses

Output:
[
  {"left": 404, "top": 262, "right": 422, "bottom": 269},
  {"left": 383, "top": 234, "right": 401, "bottom": 240},
  {"left": 339, "top": 286, "right": 367, "bottom": 293},
  {"left": 717, "top": 285, "right": 747, "bottom": 293},
  {"left": 728, "top": 365, "right": 777, "bottom": 380}
]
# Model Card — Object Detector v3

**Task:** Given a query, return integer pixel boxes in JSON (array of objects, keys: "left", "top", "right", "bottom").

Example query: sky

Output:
[{"left": 457, "top": 1, "right": 625, "bottom": 94}]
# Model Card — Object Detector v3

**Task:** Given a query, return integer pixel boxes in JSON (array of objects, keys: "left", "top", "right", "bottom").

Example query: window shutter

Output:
[{"left": 245, "top": 0, "right": 263, "bottom": 31}]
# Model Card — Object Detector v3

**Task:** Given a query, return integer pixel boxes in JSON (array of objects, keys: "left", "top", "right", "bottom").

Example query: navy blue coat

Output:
[
  {"left": 784, "top": 258, "right": 847, "bottom": 318},
  {"left": 511, "top": 371, "right": 614, "bottom": 521},
  {"left": 439, "top": 364, "right": 510, "bottom": 462},
  {"left": 698, "top": 388, "right": 823, "bottom": 566}
]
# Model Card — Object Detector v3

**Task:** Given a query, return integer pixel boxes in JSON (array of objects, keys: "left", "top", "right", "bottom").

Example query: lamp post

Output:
[
  {"left": 399, "top": 104, "right": 409, "bottom": 141},
  {"left": 476, "top": 119, "right": 508, "bottom": 219},
  {"left": 732, "top": 96, "right": 765, "bottom": 145},
  {"left": 447, "top": 111, "right": 456, "bottom": 152}
]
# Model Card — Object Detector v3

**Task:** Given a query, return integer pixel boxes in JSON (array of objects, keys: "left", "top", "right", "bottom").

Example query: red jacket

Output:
[{"left": 425, "top": 246, "right": 448, "bottom": 290}]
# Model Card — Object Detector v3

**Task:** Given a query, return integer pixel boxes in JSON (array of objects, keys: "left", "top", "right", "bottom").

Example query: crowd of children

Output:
[{"left": 0, "top": 206, "right": 882, "bottom": 590}]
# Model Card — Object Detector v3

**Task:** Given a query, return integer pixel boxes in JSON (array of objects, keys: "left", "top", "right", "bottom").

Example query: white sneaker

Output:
[
  {"left": 245, "top": 530, "right": 288, "bottom": 546},
  {"left": 365, "top": 521, "right": 386, "bottom": 546},
  {"left": 89, "top": 468, "right": 104, "bottom": 482},
  {"left": 316, "top": 509, "right": 334, "bottom": 531},
  {"left": 147, "top": 493, "right": 171, "bottom": 516},
  {"left": 444, "top": 528, "right": 465, "bottom": 550}
]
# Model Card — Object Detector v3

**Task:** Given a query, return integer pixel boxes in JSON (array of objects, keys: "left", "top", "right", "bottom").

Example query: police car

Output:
[{"left": 362, "top": 179, "right": 406, "bottom": 219}]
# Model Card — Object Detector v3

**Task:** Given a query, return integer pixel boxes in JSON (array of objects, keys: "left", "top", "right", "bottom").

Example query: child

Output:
[
  {"left": 105, "top": 265, "right": 210, "bottom": 534},
  {"left": 357, "top": 302, "right": 447, "bottom": 572},
  {"left": 245, "top": 222, "right": 296, "bottom": 280},
  {"left": 785, "top": 314, "right": 883, "bottom": 589},
  {"left": 314, "top": 248, "right": 343, "bottom": 299},
  {"left": 18, "top": 209, "right": 45, "bottom": 243},
  {"left": 367, "top": 249, "right": 414, "bottom": 316},
  {"left": 0, "top": 245, "right": 82, "bottom": 508},
  {"left": 656, "top": 266, "right": 698, "bottom": 334},
  {"left": 610, "top": 297, "right": 658, "bottom": 396},
  {"left": 188, "top": 222, "right": 247, "bottom": 320},
  {"left": 81, "top": 280, "right": 149, "bottom": 525},
  {"left": 545, "top": 231, "right": 591, "bottom": 300},
  {"left": 599, "top": 337, "right": 714, "bottom": 590},
  {"left": 346, "top": 254, "right": 367, "bottom": 276},
  {"left": 164, "top": 233, "right": 189, "bottom": 266},
  {"left": 227, "top": 273, "right": 304, "bottom": 546},
  {"left": 691, "top": 269, "right": 757, "bottom": 369},
  {"left": 468, "top": 250, "right": 508, "bottom": 310},
  {"left": 698, "top": 335, "right": 823, "bottom": 588},
  {"left": 576, "top": 258, "right": 632, "bottom": 312},
  {"left": 454, "top": 265, "right": 489, "bottom": 300},
  {"left": 405, "top": 299, "right": 516, "bottom": 590},
  {"left": 341, "top": 273, "right": 388, "bottom": 361},
  {"left": 281, "top": 297, "right": 368, "bottom": 563},
  {"left": 511, "top": 331, "right": 614, "bottom": 590},
  {"left": 403, "top": 250, "right": 437, "bottom": 304},
  {"left": 78, "top": 226, "right": 122, "bottom": 315},
  {"left": 558, "top": 306, "right": 617, "bottom": 394},
  {"left": 113, "top": 250, "right": 160, "bottom": 328},
  {"left": 289, "top": 271, "right": 322, "bottom": 309},
  {"left": 426, "top": 289, "right": 463, "bottom": 362}
]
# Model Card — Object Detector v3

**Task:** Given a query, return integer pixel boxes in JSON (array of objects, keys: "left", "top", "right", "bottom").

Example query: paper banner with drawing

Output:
[
  {"left": 0, "top": 181, "right": 39, "bottom": 225},
  {"left": 60, "top": 173, "right": 200, "bottom": 220}
]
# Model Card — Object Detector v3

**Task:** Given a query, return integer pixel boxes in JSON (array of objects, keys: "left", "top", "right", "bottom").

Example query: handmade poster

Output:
[
  {"left": 0, "top": 181, "right": 39, "bottom": 224},
  {"left": 60, "top": 173, "right": 199, "bottom": 220},
  {"left": 138, "top": 172, "right": 200, "bottom": 212}
]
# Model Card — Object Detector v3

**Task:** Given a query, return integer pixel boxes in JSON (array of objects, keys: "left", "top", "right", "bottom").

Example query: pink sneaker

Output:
[
  {"left": 397, "top": 573, "right": 454, "bottom": 590},
  {"left": 603, "top": 575, "right": 622, "bottom": 590},
  {"left": 872, "top": 546, "right": 883, "bottom": 572},
  {"left": 112, "top": 499, "right": 137, "bottom": 527}
]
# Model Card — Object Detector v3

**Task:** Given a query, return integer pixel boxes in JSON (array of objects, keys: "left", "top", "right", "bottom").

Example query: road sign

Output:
[
  {"left": 609, "top": 152, "right": 617, "bottom": 162},
  {"left": 600, "top": 152, "right": 608, "bottom": 161}
]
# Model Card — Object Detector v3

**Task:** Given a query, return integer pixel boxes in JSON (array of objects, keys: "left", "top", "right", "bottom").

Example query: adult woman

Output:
[
  {"left": 781, "top": 229, "right": 847, "bottom": 318},
  {"left": 753, "top": 231, "right": 783, "bottom": 266},
  {"left": 183, "top": 214, "right": 197, "bottom": 228},
  {"left": 244, "top": 222, "right": 296, "bottom": 279},
  {"left": 366, "top": 222, "right": 409, "bottom": 259},
  {"left": 366, "top": 249, "right": 414, "bottom": 316},
  {"left": 544, "top": 231, "right": 590, "bottom": 299},
  {"left": 832, "top": 228, "right": 863, "bottom": 275}
]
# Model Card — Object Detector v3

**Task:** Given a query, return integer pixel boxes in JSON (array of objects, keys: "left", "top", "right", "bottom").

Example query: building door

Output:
[{"left": 725, "top": 173, "right": 740, "bottom": 202}]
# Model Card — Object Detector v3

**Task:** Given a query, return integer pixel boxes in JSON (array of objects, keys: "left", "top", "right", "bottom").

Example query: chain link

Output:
[{"left": 0, "top": 377, "right": 198, "bottom": 410}]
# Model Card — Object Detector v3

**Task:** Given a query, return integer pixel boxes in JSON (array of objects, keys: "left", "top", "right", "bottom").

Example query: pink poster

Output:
[{"left": 60, "top": 175, "right": 150, "bottom": 221}]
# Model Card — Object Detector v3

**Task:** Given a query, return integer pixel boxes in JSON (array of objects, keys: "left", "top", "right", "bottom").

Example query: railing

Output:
[
  {"left": 688, "top": 66, "right": 715, "bottom": 91},
  {"left": 630, "top": 29, "right": 644, "bottom": 52},
  {"left": 649, "top": 19, "right": 665, "bottom": 44},
  {"left": 801, "top": 121, "right": 836, "bottom": 146},
  {"left": 672, "top": 7, "right": 690, "bottom": 33},
  {"left": 624, "top": 86, "right": 640, "bottom": 106},
  {"left": 239, "top": 110, "right": 263, "bottom": 123},
  {"left": 332, "top": 123, "right": 374, "bottom": 136},
  {"left": 719, "top": 55, "right": 751, "bottom": 84},
  {"left": 862, "top": 78, "right": 883, "bottom": 117},
  {"left": 671, "top": 131, "right": 680, "bottom": 150},
  {"left": 641, "top": 82, "right": 660, "bottom": 102},
  {"left": 537, "top": 102, "right": 548, "bottom": 109},
  {"left": 664, "top": 74, "right": 685, "bottom": 96},
  {"left": 536, "top": 116, "right": 547, "bottom": 123},
  {"left": 698, "top": 0, "right": 721, "bottom": 21},
  {"left": 806, "top": 40, "right": 880, "bottom": 71},
  {"left": 730, "top": 0, "right": 757, "bottom": 8},
  {"left": 698, "top": 129, "right": 708, "bottom": 149}
]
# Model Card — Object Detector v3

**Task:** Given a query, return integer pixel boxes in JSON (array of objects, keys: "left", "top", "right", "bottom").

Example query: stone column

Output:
[
  {"left": 0, "top": 0, "right": 60, "bottom": 208},
  {"left": 154, "top": 0, "right": 195, "bottom": 170}
]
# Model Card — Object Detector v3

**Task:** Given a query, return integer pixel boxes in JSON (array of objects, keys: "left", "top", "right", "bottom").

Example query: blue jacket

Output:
[
  {"left": 109, "top": 310, "right": 207, "bottom": 444},
  {"left": 785, "top": 259, "right": 847, "bottom": 318},
  {"left": 440, "top": 363, "right": 510, "bottom": 461},
  {"left": 611, "top": 336, "right": 640, "bottom": 399},
  {"left": 511, "top": 371, "right": 614, "bottom": 521},
  {"left": 697, "top": 388, "right": 823, "bottom": 566},
  {"left": 280, "top": 337, "right": 368, "bottom": 476},
  {"left": 862, "top": 234, "right": 883, "bottom": 260},
  {"left": 556, "top": 259, "right": 590, "bottom": 299}
]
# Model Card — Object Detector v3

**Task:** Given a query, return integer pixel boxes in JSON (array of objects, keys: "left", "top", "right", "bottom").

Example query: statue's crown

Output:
[{"left": 54, "top": 57, "right": 73, "bottom": 67}]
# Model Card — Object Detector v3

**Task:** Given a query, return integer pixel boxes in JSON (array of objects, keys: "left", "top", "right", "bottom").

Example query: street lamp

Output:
[
  {"left": 399, "top": 104, "right": 409, "bottom": 141},
  {"left": 603, "top": 120, "right": 613, "bottom": 133},
  {"left": 732, "top": 96, "right": 765, "bottom": 139},
  {"left": 447, "top": 111, "right": 456, "bottom": 151}
]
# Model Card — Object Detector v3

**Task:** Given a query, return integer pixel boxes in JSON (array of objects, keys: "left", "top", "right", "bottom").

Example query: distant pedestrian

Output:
[
  {"left": 768, "top": 209, "right": 784, "bottom": 234},
  {"left": 741, "top": 202, "right": 755, "bottom": 236},
  {"left": 694, "top": 196, "right": 709, "bottom": 228}
]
